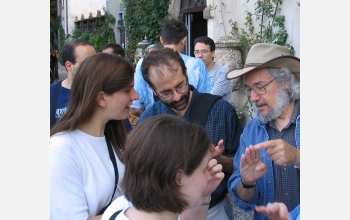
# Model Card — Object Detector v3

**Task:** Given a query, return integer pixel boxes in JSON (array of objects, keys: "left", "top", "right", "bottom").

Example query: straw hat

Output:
[{"left": 226, "top": 43, "right": 300, "bottom": 81}]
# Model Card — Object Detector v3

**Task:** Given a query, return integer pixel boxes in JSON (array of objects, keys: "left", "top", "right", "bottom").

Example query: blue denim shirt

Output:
[
  {"left": 130, "top": 53, "right": 213, "bottom": 110},
  {"left": 290, "top": 204, "right": 300, "bottom": 220},
  {"left": 227, "top": 111, "right": 300, "bottom": 220}
]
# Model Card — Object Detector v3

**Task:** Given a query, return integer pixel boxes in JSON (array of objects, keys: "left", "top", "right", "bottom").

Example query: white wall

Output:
[
  {"left": 207, "top": 0, "right": 300, "bottom": 58},
  {"left": 59, "top": 0, "right": 106, "bottom": 35}
]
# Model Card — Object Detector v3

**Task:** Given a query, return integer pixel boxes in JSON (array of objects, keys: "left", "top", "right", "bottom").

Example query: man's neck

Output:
[
  {"left": 61, "top": 73, "right": 73, "bottom": 90},
  {"left": 207, "top": 61, "right": 215, "bottom": 72},
  {"left": 163, "top": 44, "right": 183, "bottom": 53},
  {"left": 274, "top": 101, "right": 296, "bottom": 131}
]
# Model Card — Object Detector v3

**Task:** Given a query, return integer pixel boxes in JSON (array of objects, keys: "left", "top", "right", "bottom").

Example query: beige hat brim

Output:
[{"left": 226, "top": 55, "right": 300, "bottom": 81}]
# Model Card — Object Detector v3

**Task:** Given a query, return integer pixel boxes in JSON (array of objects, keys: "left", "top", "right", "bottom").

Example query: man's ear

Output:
[
  {"left": 180, "top": 37, "right": 187, "bottom": 46},
  {"left": 175, "top": 170, "right": 184, "bottom": 186},
  {"left": 160, "top": 36, "right": 164, "bottom": 45},
  {"left": 65, "top": 61, "right": 72, "bottom": 72},
  {"left": 96, "top": 91, "right": 107, "bottom": 107},
  {"left": 147, "top": 85, "right": 156, "bottom": 95}
]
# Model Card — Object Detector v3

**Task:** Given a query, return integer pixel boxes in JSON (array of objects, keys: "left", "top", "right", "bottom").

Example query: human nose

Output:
[
  {"left": 172, "top": 90, "right": 182, "bottom": 101},
  {"left": 249, "top": 89, "right": 260, "bottom": 102},
  {"left": 131, "top": 89, "right": 139, "bottom": 100}
]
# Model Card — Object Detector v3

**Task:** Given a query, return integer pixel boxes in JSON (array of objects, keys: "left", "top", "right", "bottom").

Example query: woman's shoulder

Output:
[{"left": 102, "top": 196, "right": 133, "bottom": 220}]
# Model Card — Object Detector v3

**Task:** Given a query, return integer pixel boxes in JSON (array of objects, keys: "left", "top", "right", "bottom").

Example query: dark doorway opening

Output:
[{"left": 188, "top": 12, "right": 207, "bottom": 57}]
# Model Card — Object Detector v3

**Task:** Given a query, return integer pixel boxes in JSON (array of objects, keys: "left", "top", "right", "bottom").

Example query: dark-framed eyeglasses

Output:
[
  {"left": 154, "top": 82, "right": 189, "bottom": 101},
  {"left": 193, "top": 50, "right": 210, "bottom": 55},
  {"left": 242, "top": 78, "right": 276, "bottom": 96}
]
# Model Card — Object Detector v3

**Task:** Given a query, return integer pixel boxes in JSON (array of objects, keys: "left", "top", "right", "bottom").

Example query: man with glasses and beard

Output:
[
  {"left": 136, "top": 48, "right": 243, "bottom": 220},
  {"left": 225, "top": 43, "right": 300, "bottom": 220}
]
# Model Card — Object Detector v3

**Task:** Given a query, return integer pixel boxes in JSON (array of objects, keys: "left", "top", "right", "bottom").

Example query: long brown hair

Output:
[{"left": 50, "top": 53, "right": 134, "bottom": 161}]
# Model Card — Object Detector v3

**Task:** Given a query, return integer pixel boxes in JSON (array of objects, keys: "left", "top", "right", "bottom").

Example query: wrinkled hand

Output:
[
  {"left": 255, "top": 139, "right": 300, "bottom": 167},
  {"left": 202, "top": 158, "right": 224, "bottom": 197},
  {"left": 210, "top": 140, "right": 224, "bottom": 159},
  {"left": 255, "top": 202, "right": 290, "bottom": 220},
  {"left": 240, "top": 145, "right": 267, "bottom": 184}
]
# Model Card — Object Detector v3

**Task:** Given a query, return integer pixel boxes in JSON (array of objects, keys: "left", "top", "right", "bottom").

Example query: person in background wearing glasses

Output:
[
  {"left": 194, "top": 36, "right": 232, "bottom": 103},
  {"left": 130, "top": 19, "right": 212, "bottom": 117},
  {"left": 136, "top": 48, "right": 243, "bottom": 220},
  {"left": 225, "top": 43, "right": 300, "bottom": 220}
]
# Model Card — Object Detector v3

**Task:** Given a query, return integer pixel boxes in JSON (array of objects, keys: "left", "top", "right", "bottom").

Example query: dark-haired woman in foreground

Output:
[{"left": 102, "top": 115, "right": 224, "bottom": 220}]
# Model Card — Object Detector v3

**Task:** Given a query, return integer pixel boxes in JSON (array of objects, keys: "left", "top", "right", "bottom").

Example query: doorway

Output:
[{"left": 184, "top": 12, "right": 207, "bottom": 57}]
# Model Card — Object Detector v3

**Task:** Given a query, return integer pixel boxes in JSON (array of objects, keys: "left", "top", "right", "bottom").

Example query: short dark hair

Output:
[
  {"left": 193, "top": 36, "right": 215, "bottom": 51},
  {"left": 122, "top": 115, "right": 211, "bottom": 213},
  {"left": 141, "top": 48, "right": 187, "bottom": 88},
  {"left": 161, "top": 19, "right": 188, "bottom": 45},
  {"left": 102, "top": 43, "right": 125, "bottom": 57},
  {"left": 60, "top": 39, "right": 93, "bottom": 65}
]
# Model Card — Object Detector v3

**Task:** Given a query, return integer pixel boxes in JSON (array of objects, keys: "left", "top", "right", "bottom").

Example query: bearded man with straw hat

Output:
[{"left": 226, "top": 43, "right": 300, "bottom": 220}]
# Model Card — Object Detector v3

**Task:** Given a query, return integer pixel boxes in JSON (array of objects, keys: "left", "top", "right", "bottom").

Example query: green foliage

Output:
[
  {"left": 122, "top": 0, "right": 170, "bottom": 64},
  {"left": 229, "top": 0, "right": 294, "bottom": 55},
  {"left": 70, "top": 7, "right": 116, "bottom": 52}
]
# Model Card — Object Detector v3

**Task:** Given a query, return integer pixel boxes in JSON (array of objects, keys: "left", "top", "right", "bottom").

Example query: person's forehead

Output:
[
  {"left": 102, "top": 48, "right": 114, "bottom": 54},
  {"left": 244, "top": 68, "right": 271, "bottom": 84},
  {"left": 194, "top": 42, "right": 209, "bottom": 49},
  {"left": 75, "top": 45, "right": 96, "bottom": 60}
]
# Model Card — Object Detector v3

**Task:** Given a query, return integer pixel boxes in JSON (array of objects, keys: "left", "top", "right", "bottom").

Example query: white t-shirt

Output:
[
  {"left": 50, "top": 129, "right": 125, "bottom": 220},
  {"left": 102, "top": 196, "right": 181, "bottom": 220}
]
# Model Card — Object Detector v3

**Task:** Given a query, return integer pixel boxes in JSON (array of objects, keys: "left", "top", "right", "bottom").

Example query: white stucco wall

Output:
[
  {"left": 105, "top": 0, "right": 124, "bottom": 45},
  {"left": 207, "top": 0, "right": 300, "bottom": 58},
  {"left": 59, "top": 0, "right": 106, "bottom": 35}
]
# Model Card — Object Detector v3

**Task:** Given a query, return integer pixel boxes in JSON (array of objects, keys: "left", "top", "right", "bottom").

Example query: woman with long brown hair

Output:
[{"left": 50, "top": 53, "right": 138, "bottom": 220}]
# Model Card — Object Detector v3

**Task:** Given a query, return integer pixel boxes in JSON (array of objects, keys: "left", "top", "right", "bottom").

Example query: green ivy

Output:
[
  {"left": 122, "top": 0, "right": 170, "bottom": 65},
  {"left": 229, "top": 0, "right": 295, "bottom": 55},
  {"left": 70, "top": 7, "right": 116, "bottom": 52}
]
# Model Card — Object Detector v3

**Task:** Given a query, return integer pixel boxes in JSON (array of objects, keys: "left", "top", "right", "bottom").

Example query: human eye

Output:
[
  {"left": 201, "top": 50, "right": 209, "bottom": 54},
  {"left": 243, "top": 86, "right": 252, "bottom": 92},
  {"left": 160, "top": 91, "right": 171, "bottom": 97},
  {"left": 176, "top": 83, "right": 185, "bottom": 89},
  {"left": 253, "top": 85, "right": 265, "bottom": 93}
]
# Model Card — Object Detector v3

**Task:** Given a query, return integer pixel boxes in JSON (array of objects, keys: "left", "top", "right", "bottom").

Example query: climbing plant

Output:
[
  {"left": 70, "top": 7, "right": 116, "bottom": 52},
  {"left": 229, "top": 0, "right": 295, "bottom": 55},
  {"left": 121, "top": 0, "right": 170, "bottom": 64}
]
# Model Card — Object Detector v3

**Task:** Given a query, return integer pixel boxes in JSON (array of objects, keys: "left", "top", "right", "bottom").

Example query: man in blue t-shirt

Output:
[
  {"left": 50, "top": 40, "right": 133, "bottom": 132},
  {"left": 50, "top": 40, "right": 96, "bottom": 128}
]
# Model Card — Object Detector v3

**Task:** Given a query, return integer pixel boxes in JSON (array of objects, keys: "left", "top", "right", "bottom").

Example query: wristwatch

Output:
[{"left": 241, "top": 179, "right": 256, "bottom": 189}]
